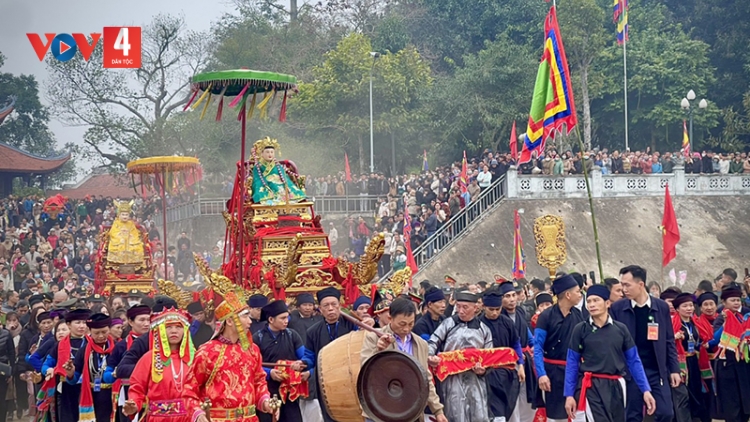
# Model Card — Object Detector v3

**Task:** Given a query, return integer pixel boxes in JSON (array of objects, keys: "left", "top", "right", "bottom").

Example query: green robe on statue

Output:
[{"left": 251, "top": 160, "right": 306, "bottom": 205}]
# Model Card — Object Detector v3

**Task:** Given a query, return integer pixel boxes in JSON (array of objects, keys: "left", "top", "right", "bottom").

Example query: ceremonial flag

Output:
[
  {"left": 344, "top": 152, "right": 352, "bottom": 182},
  {"left": 616, "top": 0, "right": 629, "bottom": 45},
  {"left": 613, "top": 0, "right": 622, "bottom": 22},
  {"left": 681, "top": 120, "right": 690, "bottom": 158},
  {"left": 423, "top": 150, "right": 429, "bottom": 172},
  {"left": 520, "top": 7, "right": 578, "bottom": 164},
  {"left": 402, "top": 211, "right": 419, "bottom": 275},
  {"left": 459, "top": 151, "right": 468, "bottom": 194},
  {"left": 509, "top": 121, "right": 518, "bottom": 162},
  {"left": 512, "top": 209, "right": 526, "bottom": 279},
  {"left": 662, "top": 184, "right": 680, "bottom": 267}
]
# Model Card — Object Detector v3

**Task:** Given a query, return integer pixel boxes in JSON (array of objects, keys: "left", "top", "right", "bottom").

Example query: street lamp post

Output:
[
  {"left": 681, "top": 90, "right": 708, "bottom": 152},
  {"left": 369, "top": 52, "right": 381, "bottom": 173}
]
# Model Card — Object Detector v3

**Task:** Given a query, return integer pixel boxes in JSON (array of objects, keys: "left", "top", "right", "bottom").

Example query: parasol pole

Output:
[
  {"left": 238, "top": 104, "right": 246, "bottom": 286},
  {"left": 160, "top": 169, "right": 169, "bottom": 277}
]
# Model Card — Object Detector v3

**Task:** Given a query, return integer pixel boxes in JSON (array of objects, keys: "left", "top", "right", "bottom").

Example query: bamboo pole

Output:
[{"left": 574, "top": 126, "right": 604, "bottom": 282}]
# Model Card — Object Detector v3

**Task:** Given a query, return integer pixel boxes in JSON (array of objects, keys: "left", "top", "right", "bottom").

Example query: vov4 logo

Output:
[{"left": 27, "top": 27, "right": 142, "bottom": 69}]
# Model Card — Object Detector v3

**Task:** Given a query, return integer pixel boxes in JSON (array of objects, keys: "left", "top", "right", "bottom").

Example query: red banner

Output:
[
  {"left": 432, "top": 347, "right": 518, "bottom": 381},
  {"left": 276, "top": 361, "right": 309, "bottom": 403}
]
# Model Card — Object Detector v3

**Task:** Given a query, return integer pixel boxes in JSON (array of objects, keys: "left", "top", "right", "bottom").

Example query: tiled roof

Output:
[
  {"left": 52, "top": 173, "right": 137, "bottom": 200},
  {"left": 0, "top": 142, "right": 70, "bottom": 173}
]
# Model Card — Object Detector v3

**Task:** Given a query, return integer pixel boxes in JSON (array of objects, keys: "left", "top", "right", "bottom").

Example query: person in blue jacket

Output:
[{"left": 610, "top": 265, "right": 681, "bottom": 422}]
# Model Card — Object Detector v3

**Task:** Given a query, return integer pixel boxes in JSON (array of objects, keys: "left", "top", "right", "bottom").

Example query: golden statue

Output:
[
  {"left": 249, "top": 137, "right": 306, "bottom": 205},
  {"left": 106, "top": 200, "right": 146, "bottom": 265}
]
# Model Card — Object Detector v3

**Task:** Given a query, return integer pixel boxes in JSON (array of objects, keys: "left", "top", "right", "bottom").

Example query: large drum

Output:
[{"left": 317, "top": 330, "right": 367, "bottom": 422}]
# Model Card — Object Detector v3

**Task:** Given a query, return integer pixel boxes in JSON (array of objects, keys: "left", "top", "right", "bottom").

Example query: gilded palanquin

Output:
[
  {"left": 95, "top": 200, "right": 155, "bottom": 293},
  {"left": 197, "top": 138, "right": 383, "bottom": 303}
]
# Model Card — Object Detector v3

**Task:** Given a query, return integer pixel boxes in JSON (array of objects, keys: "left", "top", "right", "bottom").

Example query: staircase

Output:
[{"left": 378, "top": 175, "right": 507, "bottom": 283}]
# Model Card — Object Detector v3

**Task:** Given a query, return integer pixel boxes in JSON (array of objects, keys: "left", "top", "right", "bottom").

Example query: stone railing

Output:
[{"left": 506, "top": 166, "right": 750, "bottom": 199}]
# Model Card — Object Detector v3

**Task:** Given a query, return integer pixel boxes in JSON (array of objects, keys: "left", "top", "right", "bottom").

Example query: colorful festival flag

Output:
[
  {"left": 520, "top": 7, "right": 578, "bottom": 164},
  {"left": 459, "top": 151, "right": 468, "bottom": 194},
  {"left": 662, "top": 184, "right": 680, "bottom": 267},
  {"left": 512, "top": 209, "right": 526, "bottom": 279},
  {"left": 613, "top": 0, "right": 622, "bottom": 22},
  {"left": 509, "top": 121, "right": 518, "bottom": 162},
  {"left": 682, "top": 120, "right": 690, "bottom": 158},
  {"left": 616, "top": 0, "right": 629, "bottom": 44},
  {"left": 423, "top": 150, "right": 429, "bottom": 172}
]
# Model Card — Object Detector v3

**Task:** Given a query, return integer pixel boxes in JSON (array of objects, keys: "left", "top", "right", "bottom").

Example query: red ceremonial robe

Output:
[
  {"left": 183, "top": 339, "right": 270, "bottom": 422},
  {"left": 127, "top": 350, "right": 191, "bottom": 422}
]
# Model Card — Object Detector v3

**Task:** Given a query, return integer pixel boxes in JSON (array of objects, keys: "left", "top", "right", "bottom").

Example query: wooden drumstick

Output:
[{"left": 339, "top": 311, "right": 384, "bottom": 338}]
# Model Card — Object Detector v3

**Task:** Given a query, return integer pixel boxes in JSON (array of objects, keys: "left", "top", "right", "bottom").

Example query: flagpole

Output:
[
  {"left": 575, "top": 126, "right": 604, "bottom": 283},
  {"left": 623, "top": 37, "right": 629, "bottom": 151}
]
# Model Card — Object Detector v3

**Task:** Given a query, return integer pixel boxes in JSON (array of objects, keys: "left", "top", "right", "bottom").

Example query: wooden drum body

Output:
[{"left": 317, "top": 330, "right": 366, "bottom": 422}]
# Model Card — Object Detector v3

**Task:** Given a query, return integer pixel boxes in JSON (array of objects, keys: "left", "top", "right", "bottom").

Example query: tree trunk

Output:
[
  {"left": 290, "top": 0, "right": 298, "bottom": 22},
  {"left": 358, "top": 134, "right": 365, "bottom": 174},
  {"left": 580, "top": 64, "right": 592, "bottom": 150}
]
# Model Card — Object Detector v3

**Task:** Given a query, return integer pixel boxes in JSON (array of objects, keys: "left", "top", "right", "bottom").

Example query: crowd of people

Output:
[{"left": 4, "top": 262, "right": 750, "bottom": 422}]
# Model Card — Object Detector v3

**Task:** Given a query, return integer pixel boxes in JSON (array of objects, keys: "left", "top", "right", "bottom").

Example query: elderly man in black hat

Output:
[
  {"left": 288, "top": 293, "right": 321, "bottom": 339},
  {"left": 253, "top": 300, "right": 310, "bottom": 422},
  {"left": 427, "top": 289, "right": 493, "bottom": 422},
  {"left": 67, "top": 313, "right": 115, "bottom": 422},
  {"left": 563, "top": 285, "right": 655, "bottom": 422},
  {"left": 482, "top": 284, "right": 525, "bottom": 422},
  {"left": 248, "top": 294, "right": 270, "bottom": 334},
  {"left": 304, "top": 287, "right": 373, "bottom": 422},
  {"left": 533, "top": 274, "right": 587, "bottom": 422},
  {"left": 104, "top": 304, "right": 151, "bottom": 422}
]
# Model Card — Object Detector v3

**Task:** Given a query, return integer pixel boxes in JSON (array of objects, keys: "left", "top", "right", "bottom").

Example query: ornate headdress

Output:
[
  {"left": 114, "top": 199, "right": 135, "bottom": 215},
  {"left": 253, "top": 136, "right": 280, "bottom": 158},
  {"left": 213, "top": 290, "right": 251, "bottom": 350},
  {"left": 149, "top": 307, "right": 194, "bottom": 383}
]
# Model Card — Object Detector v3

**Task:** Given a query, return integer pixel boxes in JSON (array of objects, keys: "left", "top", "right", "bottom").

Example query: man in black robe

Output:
[
  {"left": 253, "top": 300, "right": 310, "bottom": 422},
  {"left": 533, "top": 274, "right": 587, "bottom": 422},
  {"left": 482, "top": 285, "right": 525, "bottom": 422},
  {"left": 304, "top": 287, "right": 371, "bottom": 422},
  {"left": 563, "top": 284, "right": 655, "bottom": 422},
  {"left": 413, "top": 287, "right": 446, "bottom": 341},
  {"left": 288, "top": 293, "right": 322, "bottom": 338},
  {"left": 187, "top": 301, "right": 214, "bottom": 347},
  {"left": 501, "top": 281, "right": 538, "bottom": 422},
  {"left": 248, "top": 294, "right": 269, "bottom": 334}
]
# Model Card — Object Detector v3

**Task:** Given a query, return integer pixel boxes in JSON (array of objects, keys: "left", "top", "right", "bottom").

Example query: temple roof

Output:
[
  {"left": 0, "top": 96, "right": 15, "bottom": 124},
  {"left": 53, "top": 172, "right": 135, "bottom": 200},
  {"left": 0, "top": 141, "right": 70, "bottom": 174}
]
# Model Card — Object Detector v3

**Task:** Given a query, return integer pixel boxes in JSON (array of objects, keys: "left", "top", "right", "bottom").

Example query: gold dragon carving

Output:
[{"left": 157, "top": 279, "right": 194, "bottom": 309}]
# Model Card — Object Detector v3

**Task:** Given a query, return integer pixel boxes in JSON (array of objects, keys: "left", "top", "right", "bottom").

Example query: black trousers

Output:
[
  {"left": 0, "top": 375, "right": 9, "bottom": 422},
  {"left": 625, "top": 366, "right": 673, "bottom": 422},
  {"left": 93, "top": 390, "right": 113, "bottom": 422},
  {"left": 715, "top": 357, "right": 750, "bottom": 422},
  {"left": 56, "top": 383, "right": 81, "bottom": 422}
]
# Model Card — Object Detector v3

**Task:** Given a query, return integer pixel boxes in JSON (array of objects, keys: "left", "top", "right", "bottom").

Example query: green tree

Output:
[
  {"left": 45, "top": 15, "right": 211, "bottom": 168},
  {"left": 0, "top": 52, "right": 77, "bottom": 187},
  {"left": 292, "top": 33, "right": 432, "bottom": 173},
  {"left": 423, "top": 35, "right": 537, "bottom": 159},
  {"left": 557, "top": 0, "right": 608, "bottom": 149}
]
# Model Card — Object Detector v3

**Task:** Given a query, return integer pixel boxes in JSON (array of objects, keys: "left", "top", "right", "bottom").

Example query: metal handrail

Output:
[{"left": 377, "top": 175, "right": 507, "bottom": 283}]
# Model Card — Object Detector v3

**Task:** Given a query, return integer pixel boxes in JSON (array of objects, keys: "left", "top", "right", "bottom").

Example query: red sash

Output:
[
  {"left": 432, "top": 347, "right": 518, "bottom": 381},
  {"left": 577, "top": 372, "right": 622, "bottom": 411},
  {"left": 543, "top": 357, "right": 566, "bottom": 366}
]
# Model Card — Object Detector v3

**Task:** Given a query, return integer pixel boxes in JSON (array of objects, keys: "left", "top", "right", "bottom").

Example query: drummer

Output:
[{"left": 359, "top": 298, "right": 447, "bottom": 422}]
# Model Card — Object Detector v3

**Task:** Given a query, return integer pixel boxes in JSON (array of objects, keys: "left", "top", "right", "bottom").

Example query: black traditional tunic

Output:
[
  {"left": 73, "top": 338, "right": 113, "bottom": 422},
  {"left": 250, "top": 318, "right": 266, "bottom": 335},
  {"left": 564, "top": 318, "right": 651, "bottom": 422},
  {"left": 305, "top": 316, "right": 358, "bottom": 422},
  {"left": 413, "top": 313, "right": 445, "bottom": 342},
  {"left": 504, "top": 307, "right": 539, "bottom": 408},
  {"left": 253, "top": 327, "right": 307, "bottom": 422},
  {"left": 47, "top": 338, "right": 83, "bottom": 422},
  {"left": 533, "top": 305, "right": 587, "bottom": 420},
  {"left": 712, "top": 312, "right": 750, "bottom": 422},
  {"left": 481, "top": 313, "right": 522, "bottom": 421},
  {"left": 677, "top": 320, "right": 711, "bottom": 422}
]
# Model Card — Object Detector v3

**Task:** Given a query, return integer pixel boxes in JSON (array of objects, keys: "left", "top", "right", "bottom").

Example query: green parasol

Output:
[{"left": 185, "top": 68, "right": 298, "bottom": 287}]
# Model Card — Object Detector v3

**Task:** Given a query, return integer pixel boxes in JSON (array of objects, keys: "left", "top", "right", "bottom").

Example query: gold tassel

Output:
[
  {"left": 247, "top": 92, "right": 258, "bottom": 119},
  {"left": 159, "top": 324, "right": 171, "bottom": 358},
  {"left": 199, "top": 93, "right": 212, "bottom": 120},
  {"left": 191, "top": 84, "right": 213, "bottom": 110},
  {"left": 179, "top": 325, "right": 188, "bottom": 359},
  {"left": 257, "top": 91, "right": 273, "bottom": 120},
  {"left": 233, "top": 314, "right": 251, "bottom": 351}
]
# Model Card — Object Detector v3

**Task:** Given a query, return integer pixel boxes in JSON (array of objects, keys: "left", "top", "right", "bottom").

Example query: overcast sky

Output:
[{"left": 0, "top": 0, "right": 241, "bottom": 180}]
